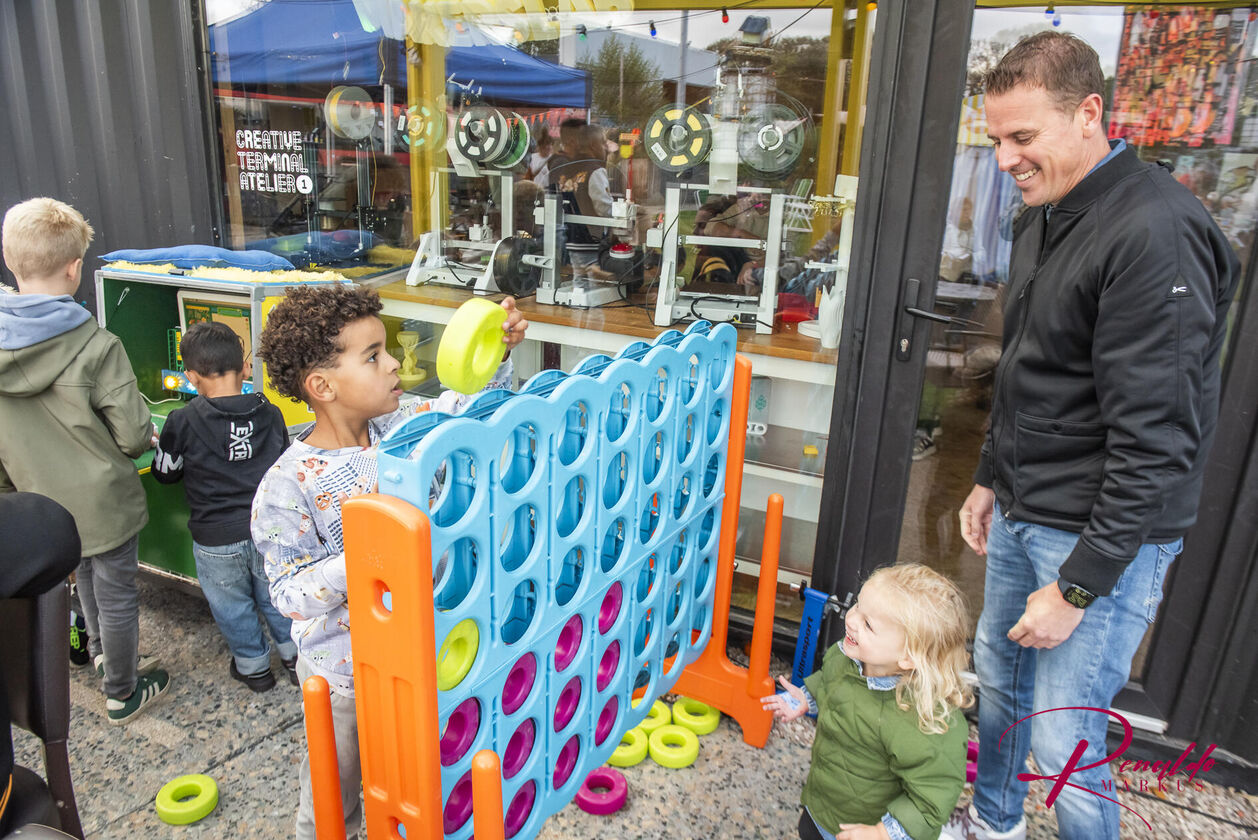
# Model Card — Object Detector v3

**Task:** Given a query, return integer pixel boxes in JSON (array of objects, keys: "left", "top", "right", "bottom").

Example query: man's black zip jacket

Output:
[{"left": 974, "top": 145, "right": 1239, "bottom": 596}]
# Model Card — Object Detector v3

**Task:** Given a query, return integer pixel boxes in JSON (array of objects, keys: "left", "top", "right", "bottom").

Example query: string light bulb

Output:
[
  {"left": 577, "top": 23, "right": 587, "bottom": 40},
  {"left": 865, "top": 1, "right": 876, "bottom": 10},
  {"left": 1052, "top": 10, "right": 1062, "bottom": 26},
  {"left": 1045, "top": 4, "right": 1054, "bottom": 17},
  {"left": 649, "top": 19, "right": 657, "bottom": 37},
  {"left": 721, "top": 7, "right": 729, "bottom": 23}
]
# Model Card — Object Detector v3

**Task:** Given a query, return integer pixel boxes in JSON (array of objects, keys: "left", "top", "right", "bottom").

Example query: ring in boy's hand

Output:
[{"left": 437, "top": 298, "right": 509, "bottom": 394}]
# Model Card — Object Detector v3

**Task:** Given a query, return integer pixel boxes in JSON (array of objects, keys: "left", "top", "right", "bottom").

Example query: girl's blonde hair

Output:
[{"left": 865, "top": 563, "right": 974, "bottom": 734}]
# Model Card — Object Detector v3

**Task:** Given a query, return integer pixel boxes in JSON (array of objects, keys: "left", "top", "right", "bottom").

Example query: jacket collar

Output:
[{"left": 1053, "top": 144, "right": 1145, "bottom": 215}]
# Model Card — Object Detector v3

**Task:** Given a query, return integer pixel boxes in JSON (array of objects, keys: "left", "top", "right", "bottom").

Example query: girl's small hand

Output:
[
  {"left": 500, "top": 297, "right": 530, "bottom": 356},
  {"left": 837, "top": 822, "right": 891, "bottom": 840},
  {"left": 759, "top": 675, "right": 808, "bottom": 722}
]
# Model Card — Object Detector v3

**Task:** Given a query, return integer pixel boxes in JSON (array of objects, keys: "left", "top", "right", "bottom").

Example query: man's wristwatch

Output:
[{"left": 1057, "top": 579, "right": 1097, "bottom": 609}]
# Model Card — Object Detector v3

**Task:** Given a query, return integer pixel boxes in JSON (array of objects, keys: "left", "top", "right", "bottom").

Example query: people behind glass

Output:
[
  {"left": 688, "top": 193, "right": 770, "bottom": 295},
  {"left": 552, "top": 123, "right": 617, "bottom": 245},
  {"left": 545, "top": 117, "right": 588, "bottom": 185},
  {"left": 526, "top": 127, "right": 554, "bottom": 189},
  {"left": 689, "top": 194, "right": 854, "bottom": 301}
]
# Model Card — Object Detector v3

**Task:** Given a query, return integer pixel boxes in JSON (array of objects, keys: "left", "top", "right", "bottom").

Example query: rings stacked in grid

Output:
[{"left": 376, "top": 321, "right": 737, "bottom": 840}]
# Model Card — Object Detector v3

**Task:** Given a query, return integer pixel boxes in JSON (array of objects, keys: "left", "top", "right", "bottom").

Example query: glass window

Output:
[
  {"left": 899, "top": 5, "right": 1256, "bottom": 665},
  {"left": 207, "top": 0, "right": 879, "bottom": 629}
]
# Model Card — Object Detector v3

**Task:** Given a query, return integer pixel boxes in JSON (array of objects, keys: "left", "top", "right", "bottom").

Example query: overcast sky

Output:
[{"left": 971, "top": 7, "right": 1124, "bottom": 76}]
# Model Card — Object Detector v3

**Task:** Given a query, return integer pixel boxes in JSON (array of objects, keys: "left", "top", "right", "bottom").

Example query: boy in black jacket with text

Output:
[{"left": 153, "top": 321, "right": 295, "bottom": 691}]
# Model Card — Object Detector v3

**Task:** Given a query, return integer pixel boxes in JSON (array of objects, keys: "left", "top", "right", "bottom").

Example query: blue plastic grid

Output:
[{"left": 375, "top": 321, "right": 737, "bottom": 840}]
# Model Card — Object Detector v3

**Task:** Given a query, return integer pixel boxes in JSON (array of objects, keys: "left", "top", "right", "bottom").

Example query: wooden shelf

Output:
[{"left": 373, "top": 279, "right": 838, "bottom": 367}]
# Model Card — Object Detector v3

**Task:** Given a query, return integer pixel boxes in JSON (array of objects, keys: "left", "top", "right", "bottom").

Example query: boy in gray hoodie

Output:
[{"left": 0, "top": 197, "right": 170, "bottom": 724}]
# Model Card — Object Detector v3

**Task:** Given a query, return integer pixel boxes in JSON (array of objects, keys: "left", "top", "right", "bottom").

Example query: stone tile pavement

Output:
[{"left": 15, "top": 578, "right": 1258, "bottom": 839}]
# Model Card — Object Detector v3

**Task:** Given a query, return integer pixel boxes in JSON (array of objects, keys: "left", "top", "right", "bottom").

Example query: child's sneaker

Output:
[
  {"left": 940, "top": 804, "right": 1026, "bottom": 840},
  {"left": 69, "top": 611, "right": 90, "bottom": 668},
  {"left": 94, "top": 652, "right": 161, "bottom": 679},
  {"left": 106, "top": 669, "right": 171, "bottom": 725},
  {"left": 230, "top": 659, "right": 276, "bottom": 693},
  {"left": 281, "top": 656, "right": 299, "bottom": 687}
]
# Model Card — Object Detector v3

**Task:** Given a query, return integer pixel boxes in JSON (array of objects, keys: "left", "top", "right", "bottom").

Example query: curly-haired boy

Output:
[{"left": 250, "top": 283, "right": 527, "bottom": 840}]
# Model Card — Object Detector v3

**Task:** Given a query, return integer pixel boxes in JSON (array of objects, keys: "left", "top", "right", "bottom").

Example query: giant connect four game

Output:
[{"left": 304, "top": 320, "right": 783, "bottom": 840}]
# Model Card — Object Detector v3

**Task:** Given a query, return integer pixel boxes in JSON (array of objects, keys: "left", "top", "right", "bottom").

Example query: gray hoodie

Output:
[{"left": 0, "top": 292, "right": 151, "bottom": 555}]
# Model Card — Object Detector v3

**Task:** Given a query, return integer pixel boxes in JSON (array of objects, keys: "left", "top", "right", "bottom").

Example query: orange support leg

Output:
[
  {"left": 748, "top": 493, "right": 784, "bottom": 698},
  {"left": 303, "top": 675, "right": 347, "bottom": 840},
  {"left": 343, "top": 495, "right": 445, "bottom": 840},
  {"left": 471, "top": 750, "right": 506, "bottom": 840},
  {"left": 673, "top": 354, "right": 779, "bottom": 748}
]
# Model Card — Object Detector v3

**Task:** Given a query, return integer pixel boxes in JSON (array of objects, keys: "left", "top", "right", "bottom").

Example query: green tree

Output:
[{"left": 576, "top": 38, "right": 663, "bottom": 129}]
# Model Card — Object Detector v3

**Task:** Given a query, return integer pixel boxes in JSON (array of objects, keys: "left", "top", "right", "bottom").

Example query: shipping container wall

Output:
[{"left": 0, "top": 0, "right": 217, "bottom": 309}]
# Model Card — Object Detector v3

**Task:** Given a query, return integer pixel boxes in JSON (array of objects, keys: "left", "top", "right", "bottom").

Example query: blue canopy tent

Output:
[{"left": 209, "top": 0, "right": 590, "bottom": 109}]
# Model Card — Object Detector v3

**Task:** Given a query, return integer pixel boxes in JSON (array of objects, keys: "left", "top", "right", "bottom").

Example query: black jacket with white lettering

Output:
[
  {"left": 974, "top": 146, "right": 1239, "bottom": 596},
  {"left": 153, "top": 393, "right": 288, "bottom": 547}
]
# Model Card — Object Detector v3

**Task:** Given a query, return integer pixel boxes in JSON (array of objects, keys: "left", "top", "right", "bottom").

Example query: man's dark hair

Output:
[
  {"left": 985, "top": 31, "right": 1105, "bottom": 116},
  {"left": 256, "top": 284, "right": 382, "bottom": 402},
  {"left": 180, "top": 321, "right": 245, "bottom": 376}
]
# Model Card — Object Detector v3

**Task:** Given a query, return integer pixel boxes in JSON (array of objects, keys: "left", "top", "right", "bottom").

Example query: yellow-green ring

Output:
[
  {"left": 638, "top": 699, "right": 672, "bottom": 735},
  {"left": 155, "top": 774, "right": 218, "bottom": 825},
  {"left": 436, "top": 618, "right": 480, "bottom": 691},
  {"left": 607, "top": 726, "right": 649, "bottom": 767},
  {"left": 672, "top": 696, "right": 720, "bottom": 735},
  {"left": 648, "top": 724, "right": 700, "bottom": 769}
]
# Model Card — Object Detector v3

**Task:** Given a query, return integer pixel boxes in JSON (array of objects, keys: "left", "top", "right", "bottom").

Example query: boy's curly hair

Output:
[{"left": 257, "top": 284, "right": 382, "bottom": 402}]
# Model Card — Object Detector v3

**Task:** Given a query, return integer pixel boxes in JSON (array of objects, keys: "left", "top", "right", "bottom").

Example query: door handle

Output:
[{"left": 896, "top": 277, "right": 953, "bottom": 361}]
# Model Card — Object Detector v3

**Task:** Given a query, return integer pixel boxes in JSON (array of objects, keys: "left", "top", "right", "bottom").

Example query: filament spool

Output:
[{"left": 643, "top": 106, "right": 713, "bottom": 172}]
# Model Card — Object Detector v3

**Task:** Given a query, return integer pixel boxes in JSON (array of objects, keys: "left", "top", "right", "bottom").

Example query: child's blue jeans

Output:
[{"left": 192, "top": 538, "right": 296, "bottom": 675}]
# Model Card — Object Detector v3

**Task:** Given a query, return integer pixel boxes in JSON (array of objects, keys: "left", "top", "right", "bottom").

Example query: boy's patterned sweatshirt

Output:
[{"left": 251, "top": 361, "right": 512, "bottom": 696}]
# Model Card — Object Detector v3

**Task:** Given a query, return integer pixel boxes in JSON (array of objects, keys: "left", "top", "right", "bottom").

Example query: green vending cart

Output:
[{"left": 97, "top": 266, "right": 349, "bottom": 585}]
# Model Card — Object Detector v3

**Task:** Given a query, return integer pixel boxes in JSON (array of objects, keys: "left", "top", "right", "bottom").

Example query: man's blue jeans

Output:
[
  {"left": 972, "top": 503, "right": 1181, "bottom": 840},
  {"left": 192, "top": 538, "right": 296, "bottom": 676}
]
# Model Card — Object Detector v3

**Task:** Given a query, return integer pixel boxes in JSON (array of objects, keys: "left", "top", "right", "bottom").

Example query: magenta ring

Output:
[
  {"left": 595, "top": 695, "right": 619, "bottom": 745},
  {"left": 967, "top": 739, "right": 979, "bottom": 761},
  {"left": 555, "top": 614, "right": 583, "bottom": 672},
  {"left": 597, "top": 640, "right": 621, "bottom": 692},
  {"left": 553, "top": 734, "right": 582, "bottom": 788},
  {"left": 599, "top": 583, "right": 623, "bottom": 634},
  {"left": 442, "top": 771, "right": 473, "bottom": 833},
  {"left": 439, "top": 698, "right": 480, "bottom": 766},
  {"left": 502, "top": 653, "right": 537, "bottom": 715},
  {"left": 502, "top": 718, "right": 536, "bottom": 779},
  {"left": 504, "top": 780, "right": 537, "bottom": 838},
  {"left": 574, "top": 767, "right": 628, "bottom": 816},
  {"left": 553, "top": 676, "right": 583, "bottom": 732}
]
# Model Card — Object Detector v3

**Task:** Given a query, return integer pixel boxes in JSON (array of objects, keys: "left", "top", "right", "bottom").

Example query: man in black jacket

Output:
[{"left": 945, "top": 33, "right": 1239, "bottom": 840}]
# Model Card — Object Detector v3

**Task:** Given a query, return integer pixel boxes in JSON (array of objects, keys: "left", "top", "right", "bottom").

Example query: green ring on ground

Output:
[
  {"left": 672, "top": 696, "right": 720, "bottom": 735},
  {"left": 638, "top": 699, "right": 672, "bottom": 735},
  {"left": 607, "top": 726, "right": 649, "bottom": 767},
  {"left": 437, "top": 298, "right": 509, "bottom": 395},
  {"left": 155, "top": 774, "right": 218, "bottom": 825},
  {"left": 436, "top": 618, "right": 480, "bottom": 690},
  {"left": 648, "top": 724, "right": 700, "bottom": 769}
]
